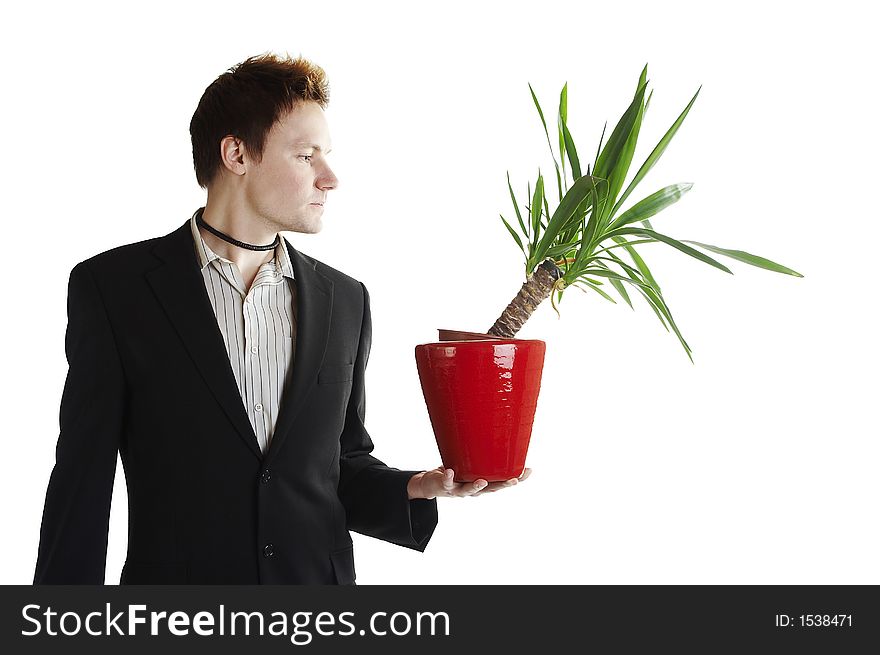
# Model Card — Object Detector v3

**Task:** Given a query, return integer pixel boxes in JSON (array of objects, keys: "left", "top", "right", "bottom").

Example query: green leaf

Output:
[
  {"left": 608, "top": 276, "right": 633, "bottom": 309},
  {"left": 584, "top": 168, "right": 602, "bottom": 248},
  {"left": 609, "top": 269, "right": 693, "bottom": 362},
  {"left": 593, "top": 121, "right": 607, "bottom": 173},
  {"left": 577, "top": 268, "right": 652, "bottom": 289},
  {"left": 591, "top": 255, "right": 647, "bottom": 284},
  {"left": 579, "top": 279, "right": 617, "bottom": 304},
  {"left": 581, "top": 264, "right": 692, "bottom": 361},
  {"left": 557, "top": 194, "right": 590, "bottom": 247},
  {"left": 610, "top": 236, "right": 663, "bottom": 294},
  {"left": 635, "top": 63, "right": 648, "bottom": 95},
  {"left": 638, "top": 283, "right": 694, "bottom": 363},
  {"left": 500, "top": 214, "right": 526, "bottom": 256},
  {"left": 681, "top": 241, "right": 804, "bottom": 277},
  {"left": 591, "top": 260, "right": 634, "bottom": 309},
  {"left": 560, "top": 112, "right": 582, "bottom": 181},
  {"left": 529, "top": 82, "right": 564, "bottom": 206},
  {"left": 602, "top": 227, "right": 733, "bottom": 274},
  {"left": 529, "top": 173, "right": 607, "bottom": 270},
  {"left": 601, "top": 64, "right": 649, "bottom": 230},
  {"left": 594, "top": 78, "right": 649, "bottom": 182},
  {"left": 605, "top": 183, "right": 693, "bottom": 234},
  {"left": 545, "top": 243, "right": 575, "bottom": 258},
  {"left": 594, "top": 237, "right": 657, "bottom": 254},
  {"left": 527, "top": 179, "right": 539, "bottom": 248},
  {"left": 531, "top": 171, "right": 544, "bottom": 241},
  {"left": 572, "top": 171, "right": 603, "bottom": 270},
  {"left": 610, "top": 85, "right": 702, "bottom": 219},
  {"left": 632, "top": 285, "right": 669, "bottom": 330},
  {"left": 542, "top": 185, "right": 550, "bottom": 230},
  {"left": 558, "top": 82, "right": 568, "bottom": 189},
  {"left": 507, "top": 171, "right": 528, "bottom": 238}
]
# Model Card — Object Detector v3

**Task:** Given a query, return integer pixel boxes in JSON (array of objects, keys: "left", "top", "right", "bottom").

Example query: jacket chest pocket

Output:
[{"left": 318, "top": 363, "right": 354, "bottom": 384}]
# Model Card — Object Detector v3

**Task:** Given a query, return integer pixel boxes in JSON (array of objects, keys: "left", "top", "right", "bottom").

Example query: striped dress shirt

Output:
[{"left": 189, "top": 207, "right": 297, "bottom": 455}]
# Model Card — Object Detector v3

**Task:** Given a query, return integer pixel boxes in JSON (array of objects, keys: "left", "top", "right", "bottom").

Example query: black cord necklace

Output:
[{"left": 196, "top": 208, "right": 279, "bottom": 251}]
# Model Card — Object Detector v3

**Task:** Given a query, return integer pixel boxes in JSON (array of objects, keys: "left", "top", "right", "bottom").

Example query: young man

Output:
[{"left": 33, "top": 52, "right": 529, "bottom": 585}]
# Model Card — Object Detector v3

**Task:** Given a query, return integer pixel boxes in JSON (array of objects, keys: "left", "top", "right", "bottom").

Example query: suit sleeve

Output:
[
  {"left": 33, "top": 261, "right": 125, "bottom": 584},
  {"left": 336, "top": 282, "right": 438, "bottom": 551}
]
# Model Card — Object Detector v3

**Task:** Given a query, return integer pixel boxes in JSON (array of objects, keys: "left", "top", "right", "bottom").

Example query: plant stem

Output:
[{"left": 487, "top": 259, "right": 563, "bottom": 338}]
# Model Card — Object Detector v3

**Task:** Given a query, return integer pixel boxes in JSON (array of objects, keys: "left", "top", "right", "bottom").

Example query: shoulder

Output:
[{"left": 77, "top": 233, "right": 165, "bottom": 274}]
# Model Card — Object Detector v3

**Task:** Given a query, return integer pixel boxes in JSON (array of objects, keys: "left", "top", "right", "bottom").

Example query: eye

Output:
[{"left": 299, "top": 154, "right": 313, "bottom": 162}]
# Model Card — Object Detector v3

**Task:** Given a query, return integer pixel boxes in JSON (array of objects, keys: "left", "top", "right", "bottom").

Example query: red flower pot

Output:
[{"left": 415, "top": 331, "right": 546, "bottom": 482}]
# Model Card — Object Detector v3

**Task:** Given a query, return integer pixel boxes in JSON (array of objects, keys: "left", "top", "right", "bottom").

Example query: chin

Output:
[{"left": 284, "top": 221, "right": 322, "bottom": 235}]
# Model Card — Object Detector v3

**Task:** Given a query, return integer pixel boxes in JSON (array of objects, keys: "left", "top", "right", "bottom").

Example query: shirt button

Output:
[
  {"left": 251, "top": 346, "right": 258, "bottom": 354},
  {"left": 255, "top": 403, "right": 263, "bottom": 412},
  {"left": 260, "top": 470, "right": 271, "bottom": 484},
  {"left": 263, "top": 543, "right": 275, "bottom": 558}
]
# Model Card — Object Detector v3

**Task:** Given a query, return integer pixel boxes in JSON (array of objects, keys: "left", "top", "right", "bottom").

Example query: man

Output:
[{"left": 33, "top": 52, "right": 529, "bottom": 585}]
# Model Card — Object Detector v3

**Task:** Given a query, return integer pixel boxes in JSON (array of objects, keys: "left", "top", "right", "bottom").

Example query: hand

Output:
[{"left": 408, "top": 466, "right": 532, "bottom": 500}]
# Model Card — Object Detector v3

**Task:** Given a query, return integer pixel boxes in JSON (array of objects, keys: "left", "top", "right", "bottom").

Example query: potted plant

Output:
[{"left": 415, "top": 65, "right": 803, "bottom": 482}]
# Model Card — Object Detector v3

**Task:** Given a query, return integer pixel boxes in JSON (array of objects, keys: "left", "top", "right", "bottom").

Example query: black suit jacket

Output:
[{"left": 33, "top": 218, "right": 438, "bottom": 584}]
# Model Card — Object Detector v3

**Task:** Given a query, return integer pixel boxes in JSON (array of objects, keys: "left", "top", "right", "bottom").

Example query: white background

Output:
[{"left": 2, "top": 0, "right": 876, "bottom": 584}]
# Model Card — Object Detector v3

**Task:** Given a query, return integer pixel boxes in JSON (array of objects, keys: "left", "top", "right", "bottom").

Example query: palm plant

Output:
[{"left": 488, "top": 64, "right": 803, "bottom": 362}]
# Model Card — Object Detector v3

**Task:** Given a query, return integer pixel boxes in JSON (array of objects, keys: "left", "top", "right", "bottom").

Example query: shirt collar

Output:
[{"left": 189, "top": 207, "right": 295, "bottom": 280}]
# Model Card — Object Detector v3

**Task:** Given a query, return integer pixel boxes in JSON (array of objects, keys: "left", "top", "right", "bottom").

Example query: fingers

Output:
[
  {"left": 474, "top": 478, "right": 516, "bottom": 495},
  {"left": 442, "top": 470, "right": 487, "bottom": 497},
  {"left": 472, "top": 468, "right": 531, "bottom": 495},
  {"left": 441, "top": 468, "right": 531, "bottom": 497}
]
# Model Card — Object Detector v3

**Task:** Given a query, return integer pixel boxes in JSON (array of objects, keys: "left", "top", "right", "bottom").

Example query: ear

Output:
[{"left": 218, "top": 135, "right": 247, "bottom": 176}]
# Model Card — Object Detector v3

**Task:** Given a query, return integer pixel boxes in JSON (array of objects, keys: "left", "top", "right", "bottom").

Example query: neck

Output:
[{"left": 199, "top": 200, "right": 279, "bottom": 273}]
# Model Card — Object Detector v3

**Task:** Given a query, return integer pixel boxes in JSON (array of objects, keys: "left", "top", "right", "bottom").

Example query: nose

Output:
[{"left": 318, "top": 163, "right": 339, "bottom": 192}]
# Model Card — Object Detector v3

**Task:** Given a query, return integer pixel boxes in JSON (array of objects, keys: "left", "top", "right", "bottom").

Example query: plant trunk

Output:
[{"left": 487, "top": 258, "right": 563, "bottom": 338}]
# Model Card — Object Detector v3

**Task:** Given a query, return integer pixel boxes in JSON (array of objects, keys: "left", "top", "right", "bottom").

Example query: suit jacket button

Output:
[
  {"left": 260, "top": 470, "right": 272, "bottom": 484},
  {"left": 263, "top": 543, "right": 275, "bottom": 557}
]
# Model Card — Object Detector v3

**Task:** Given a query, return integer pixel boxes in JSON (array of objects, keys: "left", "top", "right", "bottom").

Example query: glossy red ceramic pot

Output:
[{"left": 415, "top": 332, "right": 546, "bottom": 482}]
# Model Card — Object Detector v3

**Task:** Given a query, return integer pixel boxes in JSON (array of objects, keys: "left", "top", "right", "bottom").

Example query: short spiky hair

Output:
[{"left": 189, "top": 52, "right": 330, "bottom": 189}]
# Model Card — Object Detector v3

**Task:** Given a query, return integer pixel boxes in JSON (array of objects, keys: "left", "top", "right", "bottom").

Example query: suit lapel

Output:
[
  {"left": 265, "top": 235, "right": 333, "bottom": 465},
  {"left": 145, "top": 219, "right": 333, "bottom": 463}
]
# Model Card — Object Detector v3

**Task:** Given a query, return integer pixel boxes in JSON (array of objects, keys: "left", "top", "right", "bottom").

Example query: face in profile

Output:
[{"left": 238, "top": 100, "right": 339, "bottom": 235}]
